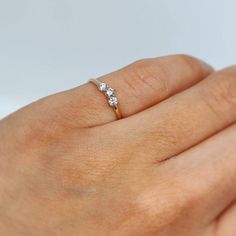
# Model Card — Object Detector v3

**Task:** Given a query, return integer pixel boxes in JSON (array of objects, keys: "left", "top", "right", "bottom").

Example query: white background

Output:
[{"left": 0, "top": 0, "right": 236, "bottom": 118}]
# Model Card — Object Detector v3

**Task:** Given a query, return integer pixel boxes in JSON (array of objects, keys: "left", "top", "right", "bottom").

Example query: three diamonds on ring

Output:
[
  {"left": 98, "top": 82, "right": 118, "bottom": 107},
  {"left": 89, "top": 79, "right": 122, "bottom": 120}
]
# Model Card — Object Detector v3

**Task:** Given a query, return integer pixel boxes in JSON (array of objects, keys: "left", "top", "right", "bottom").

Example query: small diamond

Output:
[
  {"left": 105, "top": 87, "right": 114, "bottom": 97},
  {"left": 99, "top": 83, "right": 107, "bottom": 91},
  {"left": 108, "top": 96, "right": 118, "bottom": 106}
]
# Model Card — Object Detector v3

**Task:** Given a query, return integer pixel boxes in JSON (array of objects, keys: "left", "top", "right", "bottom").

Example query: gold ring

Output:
[{"left": 89, "top": 79, "right": 122, "bottom": 120}]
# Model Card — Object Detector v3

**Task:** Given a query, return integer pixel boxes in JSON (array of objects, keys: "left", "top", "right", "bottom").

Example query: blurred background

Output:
[{"left": 0, "top": 0, "right": 235, "bottom": 118}]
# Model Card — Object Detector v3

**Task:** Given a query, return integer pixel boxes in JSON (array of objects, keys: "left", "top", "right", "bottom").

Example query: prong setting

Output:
[
  {"left": 89, "top": 78, "right": 122, "bottom": 119},
  {"left": 99, "top": 82, "right": 107, "bottom": 92},
  {"left": 108, "top": 96, "right": 118, "bottom": 106},
  {"left": 96, "top": 82, "right": 118, "bottom": 107},
  {"left": 105, "top": 87, "right": 114, "bottom": 97}
]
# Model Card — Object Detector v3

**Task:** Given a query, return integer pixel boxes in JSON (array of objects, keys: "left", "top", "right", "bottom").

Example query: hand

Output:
[{"left": 0, "top": 55, "right": 236, "bottom": 236}]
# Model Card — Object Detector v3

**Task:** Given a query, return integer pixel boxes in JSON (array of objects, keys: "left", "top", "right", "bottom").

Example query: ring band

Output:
[{"left": 89, "top": 79, "right": 122, "bottom": 120}]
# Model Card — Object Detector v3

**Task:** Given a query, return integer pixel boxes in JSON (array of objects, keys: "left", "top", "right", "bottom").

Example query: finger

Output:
[
  {"left": 49, "top": 55, "right": 212, "bottom": 127},
  {"left": 121, "top": 65, "right": 236, "bottom": 161},
  {"left": 160, "top": 124, "right": 236, "bottom": 228}
]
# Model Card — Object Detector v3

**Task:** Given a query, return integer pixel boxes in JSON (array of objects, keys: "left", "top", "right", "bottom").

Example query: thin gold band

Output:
[{"left": 89, "top": 79, "right": 122, "bottom": 120}]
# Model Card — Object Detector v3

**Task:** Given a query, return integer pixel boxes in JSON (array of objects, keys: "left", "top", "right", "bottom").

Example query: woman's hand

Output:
[{"left": 1, "top": 55, "right": 236, "bottom": 236}]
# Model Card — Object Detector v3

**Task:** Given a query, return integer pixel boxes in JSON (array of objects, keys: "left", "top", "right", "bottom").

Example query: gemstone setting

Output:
[
  {"left": 108, "top": 96, "right": 118, "bottom": 106},
  {"left": 89, "top": 78, "right": 122, "bottom": 119},
  {"left": 105, "top": 87, "right": 114, "bottom": 97},
  {"left": 99, "top": 82, "right": 107, "bottom": 91}
]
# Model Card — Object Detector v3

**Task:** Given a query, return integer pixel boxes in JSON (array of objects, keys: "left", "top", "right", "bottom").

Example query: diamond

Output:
[
  {"left": 105, "top": 87, "right": 114, "bottom": 97},
  {"left": 108, "top": 96, "right": 118, "bottom": 106},
  {"left": 99, "top": 82, "right": 107, "bottom": 91}
]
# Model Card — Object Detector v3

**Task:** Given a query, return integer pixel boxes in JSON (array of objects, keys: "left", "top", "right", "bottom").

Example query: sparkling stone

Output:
[
  {"left": 99, "top": 82, "right": 107, "bottom": 91},
  {"left": 108, "top": 96, "right": 118, "bottom": 106},
  {"left": 105, "top": 87, "right": 114, "bottom": 97}
]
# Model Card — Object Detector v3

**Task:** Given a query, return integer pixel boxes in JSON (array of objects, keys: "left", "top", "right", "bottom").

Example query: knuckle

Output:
[
  {"left": 200, "top": 69, "right": 236, "bottom": 119},
  {"left": 175, "top": 54, "right": 204, "bottom": 76},
  {"left": 175, "top": 54, "right": 196, "bottom": 67},
  {"left": 175, "top": 54, "right": 210, "bottom": 78}
]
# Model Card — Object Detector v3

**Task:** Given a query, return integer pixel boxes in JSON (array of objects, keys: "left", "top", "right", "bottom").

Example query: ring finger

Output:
[{"left": 48, "top": 55, "right": 212, "bottom": 127}]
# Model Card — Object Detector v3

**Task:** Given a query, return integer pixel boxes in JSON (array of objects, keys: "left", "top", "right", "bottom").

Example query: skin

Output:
[{"left": 0, "top": 54, "right": 236, "bottom": 235}]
